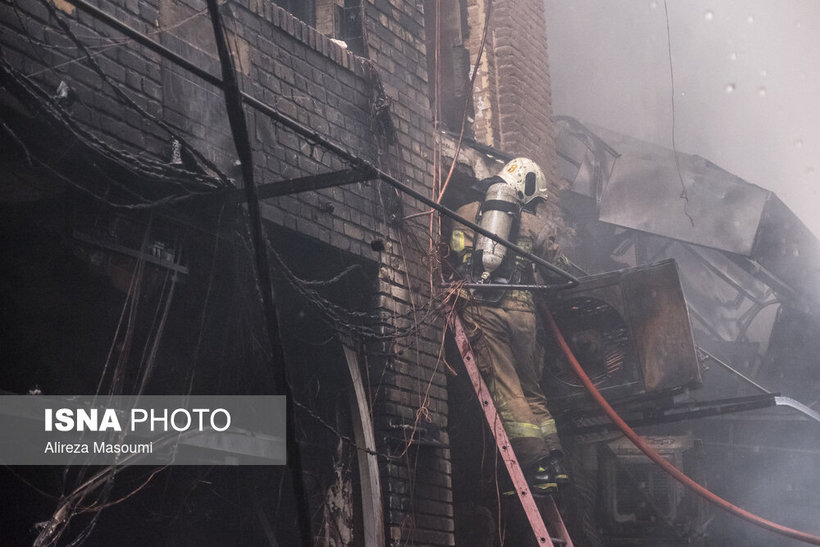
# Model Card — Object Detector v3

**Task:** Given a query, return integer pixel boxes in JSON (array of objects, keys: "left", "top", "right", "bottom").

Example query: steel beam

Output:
[{"left": 231, "top": 168, "right": 373, "bottom": 201}]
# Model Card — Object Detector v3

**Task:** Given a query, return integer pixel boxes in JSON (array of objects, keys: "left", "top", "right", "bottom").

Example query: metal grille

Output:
[{"left": 550, "top": 297, "right": 632, "bottom": 386}]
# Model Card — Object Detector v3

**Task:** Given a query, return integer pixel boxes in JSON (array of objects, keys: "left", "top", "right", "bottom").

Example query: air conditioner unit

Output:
[
  {"left": 599, "top": 434, "right": 708, "bottom": 544},
  {"left": 543, "top": 259, "right": 701, "bottom": 408}
]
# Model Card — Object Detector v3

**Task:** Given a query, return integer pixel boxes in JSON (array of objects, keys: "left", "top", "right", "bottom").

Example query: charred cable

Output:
[
  {"left": 57, "top": 0, "right": 578, "bottom": 290},
  {"left": 0, "top": 58, "right": 222, "bottom": 206},
  {"left": 36, "top": 0, "right": 233, "bottom": 190}
]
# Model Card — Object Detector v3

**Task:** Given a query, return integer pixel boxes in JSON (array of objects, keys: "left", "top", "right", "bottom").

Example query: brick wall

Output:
[
  {"left": 0, "top": 0, "right": 452, "bottom": 544},
  {"left": 465, "top": 0, "right": 572, "bottom": 244},
  {"left": 0, "top": 0, "right": 571, "bottom": 542},
  {"left": 466, "top": 0, "right": 500, "bottom": 147},
  {"left": 361, "top": 0, "right": 454, "bottom": 543}
]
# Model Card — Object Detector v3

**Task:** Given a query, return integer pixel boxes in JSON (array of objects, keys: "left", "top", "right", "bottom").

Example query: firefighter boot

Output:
[
  {"left": 500, "top": 458, "right": 557, "bottom": 497},
  {"left": 549, "top": 450, "right": 570, "bottom": 486},
  {"left": 527, "top": 460, "right": 558, "bottom": 495}
]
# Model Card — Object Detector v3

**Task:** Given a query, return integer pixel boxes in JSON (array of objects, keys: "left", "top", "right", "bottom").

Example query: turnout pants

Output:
[{"left": 461, "top": 298, "right": 561, "bottom": 471}]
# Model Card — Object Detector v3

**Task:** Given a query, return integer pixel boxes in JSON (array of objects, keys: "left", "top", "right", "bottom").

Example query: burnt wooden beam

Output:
[
  {"left": 225, "top": 168, "right": 374, "bottom": 202},
  {"left": 72, "top": 231, "right": 189, "bottom": 275}
]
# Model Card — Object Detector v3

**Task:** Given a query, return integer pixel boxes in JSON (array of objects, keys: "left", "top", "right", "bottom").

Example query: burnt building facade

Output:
[
  {"left": 6, "top": 0, "right": 820, "bottom": 545},
  {"left": 0, "top": 0, "right": 570, "bottom": 545}
]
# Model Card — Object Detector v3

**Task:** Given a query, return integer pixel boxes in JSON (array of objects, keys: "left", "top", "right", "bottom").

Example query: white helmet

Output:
[{"left": 496, "top": 157, "right": 548, "bottom": 204}]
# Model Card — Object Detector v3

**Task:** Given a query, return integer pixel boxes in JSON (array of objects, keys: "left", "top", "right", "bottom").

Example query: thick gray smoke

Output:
[
  {"left": 545, "top": 0, "right": 820, "bottom": 238},
  {"left": 544, "top": 3, "right": 820, "bottom": 545}
]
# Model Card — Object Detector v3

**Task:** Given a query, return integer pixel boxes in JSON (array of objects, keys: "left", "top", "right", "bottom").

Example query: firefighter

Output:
[{"left": 448, "top": 157, "right": 568, "bottom": 493}]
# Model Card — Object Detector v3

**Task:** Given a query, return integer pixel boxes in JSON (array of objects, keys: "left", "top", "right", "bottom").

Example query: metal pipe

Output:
[
  {"left": 460, "top": 282, "right": 573, "bottom": 291},
  {"left": 206, "top": 3, "right": 312, "bottom": 545},
  {"left": 775, "top": 396, "right": 820, "bottom": 425},
  {"left": 62, "top": 0, "right": 578, "bottom": 289},
  {"left": 63, "top": 0, "right": 223, "bottom": 88},
  {"left": 698, "top": 346, "right": 770, "bottom": 394},
  {"left": 237, "top": 96, "right": 579, "bottom": 287},
  {"left": 694, "top": 349, "right": 820, "bottom": 425},
  {"left": 694, "top": 348, "right": 820, "bottom": 425}
]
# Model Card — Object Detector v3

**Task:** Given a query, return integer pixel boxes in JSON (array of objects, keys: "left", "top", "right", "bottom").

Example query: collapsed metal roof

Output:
[{"left": 555, "top": 116, "right": 820, "bottom": 311}]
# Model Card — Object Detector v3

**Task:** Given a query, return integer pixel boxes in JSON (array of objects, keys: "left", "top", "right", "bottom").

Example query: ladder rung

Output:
[{"left": 449, "top": 313, "right": 574, "bottom": 547}]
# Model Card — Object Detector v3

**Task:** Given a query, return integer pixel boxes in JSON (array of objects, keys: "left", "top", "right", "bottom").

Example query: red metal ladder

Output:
[{"left": 448, "top": 313, "right": 573, "bottom": 547}]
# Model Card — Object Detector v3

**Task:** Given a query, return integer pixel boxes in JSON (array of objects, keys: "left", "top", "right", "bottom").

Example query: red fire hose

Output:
[{"left": 542, "top": 308, "right": 820, "bottom": 545}]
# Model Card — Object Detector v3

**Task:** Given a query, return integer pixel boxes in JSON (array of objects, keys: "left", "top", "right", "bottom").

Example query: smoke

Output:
[
  {"left": 544, "top": 0, "right": 820, "bottom": 238},
  {"left": 543, "top": 4, "right": 820, "bottom": 545}
]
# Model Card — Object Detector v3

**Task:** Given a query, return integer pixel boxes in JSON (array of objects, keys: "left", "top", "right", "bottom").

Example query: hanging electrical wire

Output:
[
  {"left": 252, "top": 223, "right": 451, "bottom": 342},
  {"left": 38, "top": 0, "right": 232, "bottom": 187},
  {"left": 19, "top": 3, "right": 211, "bottom": 78},
  {"left": 662, "top": 0, "right": 695, "bottom": 227},
  {"left": 0, "top": 57, "right": 227, "bottom": 208},
  {"left": 0, "top": 0, "right": 234, "bottom": 210}
]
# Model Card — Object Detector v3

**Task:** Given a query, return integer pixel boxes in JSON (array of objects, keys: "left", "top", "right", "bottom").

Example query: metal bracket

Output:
[
  {"left": 563, "top": 393, "right": 779, "bottom": 435},
  {"left": 73, "top": 231, "right": 188, "bottom": 275}
]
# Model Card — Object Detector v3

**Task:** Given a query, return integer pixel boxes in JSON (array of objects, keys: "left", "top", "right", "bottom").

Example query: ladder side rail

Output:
[
  {"left": 541, "top": 495, "right": 573, "bottom": 547},
  {"left": 449, "top": 313, "right": 555, "bottom": 546}
]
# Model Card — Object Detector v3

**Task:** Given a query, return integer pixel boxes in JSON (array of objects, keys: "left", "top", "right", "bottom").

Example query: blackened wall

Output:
[
  {"left": 0, "top": 0, "right": 452, "bottom": 544},
  {"left": 465, "top": 0, "right": 571, "bottom": 240}
]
